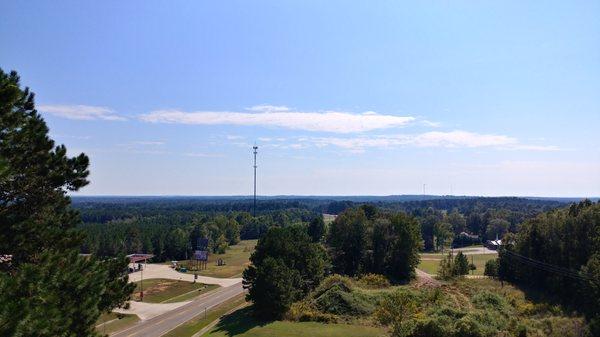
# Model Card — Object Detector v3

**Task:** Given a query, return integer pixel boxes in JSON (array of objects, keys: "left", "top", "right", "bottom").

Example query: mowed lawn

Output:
[
  {"left": 133, "top": 278, "right": 218, "bottom": 303},
  {"left": 179, "top": 240, "right": 257, "bottom": 278},
  {"left": 96, "top": 312, "right": 139, "bottom": 335},
  {"left": 418, "top": 253, "right": 497, "bottom": 276},
  {"left": 204, "top": 306, "right": 385, "bottom": 337}
]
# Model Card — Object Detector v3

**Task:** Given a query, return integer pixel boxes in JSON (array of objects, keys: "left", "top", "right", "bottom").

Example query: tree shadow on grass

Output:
[{"left": 209, "top": 305, "right": 271, "bottom": 337}]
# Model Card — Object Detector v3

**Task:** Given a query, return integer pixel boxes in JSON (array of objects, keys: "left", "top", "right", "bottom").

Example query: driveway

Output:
[{"left": 129, "top": 263, "right": 242, "bottom": 287}]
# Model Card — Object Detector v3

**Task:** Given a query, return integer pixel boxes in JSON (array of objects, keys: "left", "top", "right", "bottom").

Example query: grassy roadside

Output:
[
  {"left": 162, "top": 294, "right": 248, "bottom": 337},
  {"left": 133, "top": 278, "right": 219, "bottom": 303},
  {"left": 96, "top": 313, "right": 139, "bottom": 336}
]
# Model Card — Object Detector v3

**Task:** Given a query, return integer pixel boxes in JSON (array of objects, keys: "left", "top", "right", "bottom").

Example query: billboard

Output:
[{"left": 193, "top": 250, "right": 208, "bottom": 261}]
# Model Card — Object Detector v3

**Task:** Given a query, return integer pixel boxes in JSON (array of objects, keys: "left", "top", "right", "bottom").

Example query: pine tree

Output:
[
  {"left": 0, "top": 69, "right": 133, "bottom": 336},
  {"left": 307, "top": 215, "right": 325, "bottom": 242},
  {"left": 454, "top": 251, "right": 470, "bottom": 276}
]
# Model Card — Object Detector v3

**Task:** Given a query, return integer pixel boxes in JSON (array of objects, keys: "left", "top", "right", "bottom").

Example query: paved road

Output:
[{"left": 112, "top": 282, "right": 244, "bottom": 337}]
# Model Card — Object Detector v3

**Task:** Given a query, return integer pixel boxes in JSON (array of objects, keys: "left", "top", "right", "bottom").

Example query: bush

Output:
[
  {"left": 471, "top": 291, "right": 511, "bottom": 315},
  {"left": 484, "top": 259, "right": 499, "bottom": 278},
  {"left": 356, "top": 273, "right": 390, "bottom": 289},
  {"left": 438, "top": 253, "right": 455, "bottom": 280},
  {"left": 314, "top": 283, "right": 375, "bottom": 316},
  {"left": 454, "top": 316, "right": 485, "bottom": 337},
  {"left": 286, "top": 301, "right": 338, "bottom": 323},
  {"left": 411, "top": 316, "right": 454, "bottom": 337},
  {"left": 454, "top": 252, "right": 470, "bottom": 276},
  {"left": 312, "top": 274, "right": 354, "bottom": 297}
]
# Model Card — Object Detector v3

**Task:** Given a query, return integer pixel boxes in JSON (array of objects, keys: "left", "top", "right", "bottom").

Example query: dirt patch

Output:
[{"left": 415, "top": 268, "right": 441, "bottom": 288}]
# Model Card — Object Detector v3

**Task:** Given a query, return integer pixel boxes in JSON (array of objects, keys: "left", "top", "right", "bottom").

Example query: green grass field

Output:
[
  {"left": 96, "top": 313, "right": 139, "bottom": 335},
  {"left": 178, "top": 240, "right": 257, "bottom": 278},
  {"left": 133, "top": 278, "right": 218, "bottom": 303},
  {"left": 418, "top": 253, "right": 497, "bottom": 276},
  {"left": 204, "top": 306, "right": 384, "bottom": 337}
]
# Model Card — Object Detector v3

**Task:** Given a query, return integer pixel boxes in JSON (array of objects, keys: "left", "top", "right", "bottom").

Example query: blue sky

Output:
[{"left": 1, "top": 1, "right": 599, "bottom": 196}]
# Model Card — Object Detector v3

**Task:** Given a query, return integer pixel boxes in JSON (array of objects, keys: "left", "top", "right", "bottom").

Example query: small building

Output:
[
  {"left": 126, "top": 253, "right": 154, "bottom": 272},
  {"left": 459, "top": 232, "right": 479, "bottom": 240},
  {"left": 486, "top": 238, "right": 502, "bottom": 250}
]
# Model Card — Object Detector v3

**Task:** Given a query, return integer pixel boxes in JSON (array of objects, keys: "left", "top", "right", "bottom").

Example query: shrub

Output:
[
  {"left": 357, "top": 273, "right": 390, "bottom": 289},
  {"left": 471, "top": 290, "right": 511, "bottom": 316},
  {"left": 454, "top": 252, "right": 470, "bottom": 276},
  {"left": 484, "top": 259, "right": 499, "bottom": 278},
  {"left": 314, "top": 283, "right": 375, "bottom": 316},
  {"left": 312, "top": 274, "right": 354, "bottom": 297},
  {"left": 375, "top": 289, "right": 422, "bottom": 330},
  {"left": 411, "top": 316, "right": 454, "bottom": 337},
  {"left": 286, "top": 301, "right": 338, "bottom": 323},
  {"left": 438, "top": 253, "right": 455, "bottom": 280},
  {"left": 454, "top": 316, "right": 485, "bottom": 337}
]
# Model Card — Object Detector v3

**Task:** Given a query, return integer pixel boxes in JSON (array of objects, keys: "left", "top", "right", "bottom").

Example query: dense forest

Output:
[
  {"left": 497, "top": 200, "right": 600, "bottom": 334},
  {"left": 75, "top": 196, "right": 567, "bottom": 261}
]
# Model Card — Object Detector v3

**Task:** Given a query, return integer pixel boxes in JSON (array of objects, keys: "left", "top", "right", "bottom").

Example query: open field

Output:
[
  {"left": 133, "top": 278, "right": 218, "bottom": 303},
  {"left": 323, "top": 213, "right": 336, "bottom": 225},
  {"left": 418, "top": 253, "right": 497, "bottom": 276},
  {"left": 178, "top": 240, "right": 257, "bottom": 278},
  {"left": 204, "top": 306, "right": 385, "bottom": 337},
  {"left": 163, "top": 294, "right": 247, "bottom": 337},
  {"left": 96, "top": 313, "right": 139, "bottom": 335}
]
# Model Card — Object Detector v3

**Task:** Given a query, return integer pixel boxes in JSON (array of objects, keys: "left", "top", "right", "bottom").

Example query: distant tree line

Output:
[{"left": 79, "top": 209, "right": 316, "bottom": 261}]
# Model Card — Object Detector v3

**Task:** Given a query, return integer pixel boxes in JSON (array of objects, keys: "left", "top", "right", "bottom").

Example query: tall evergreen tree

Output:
[
  {"left": 0, "top": 69, "right": 133, "bottom": 337},
  {"left": 307, "top": 215, "right": 325, "bottom": 243}
]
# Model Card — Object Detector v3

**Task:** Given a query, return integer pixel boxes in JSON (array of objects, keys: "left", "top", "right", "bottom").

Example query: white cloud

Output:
[
  {"left": 420, "top": 120, "right": 442, "bottom": 127},
  {"left": 134, "top": 141, "right": 165, "bottom": 146},
  {"left": 140, "top": 106, "right": 415, "bottom": 133},
  {"left": 226, "top": 135, "right": 245, "bottom": 140},
  {"left": 39, "top": 104, "right": 126, "bottom": 121},
  {"left": 509, "top": 145, "right": 561, "bottom": 151},
  {"left": 246, "top": 104, "right": 290, "bottom": 112},
  {"left": 184, "top": 152, "right": 225, "bottom": 158},
  {"left": 292, "top": 131, "right": 559, "bottom": 152},
  {"left": 412, "top": 131, "right": 517, "bottom": 148}
]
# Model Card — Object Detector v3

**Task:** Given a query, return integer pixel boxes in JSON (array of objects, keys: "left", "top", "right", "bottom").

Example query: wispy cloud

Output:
[
  {"left": 140, "top": 105, "right": 415, "bottom": 133},
  {"left": 39, "top": 104, "right": 126, "bottom": 121},
  {"left": 184, "top": 152, "right": 225, "bottom": 158},
  {"left": 284, "top": 131, "right": 560, "bottom": 152},
  {"left": 134, "top": 141, "right": 165, "bottom": 146}
]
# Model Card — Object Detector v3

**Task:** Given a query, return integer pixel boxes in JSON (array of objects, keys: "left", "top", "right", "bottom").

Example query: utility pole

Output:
[{"left": 253, "top": 145, "right": 258, "bottom": 217}]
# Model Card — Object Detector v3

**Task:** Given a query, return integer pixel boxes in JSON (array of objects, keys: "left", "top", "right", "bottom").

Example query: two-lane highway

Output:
[{"left": 112, "top": 282, "right": 244, "bottom": 337}]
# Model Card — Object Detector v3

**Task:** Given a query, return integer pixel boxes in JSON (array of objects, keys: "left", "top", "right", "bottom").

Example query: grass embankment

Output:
[
  {"left": 95, "top": 312, "right": 139, "bottom": 335},
  {"left": 133, "top": 278, "right": 218, "bottom": 303},
  {"left": 285, "top": 274, "right": 589, "bottom": 337},
  {"left": 418, "top": 253, "right": 497, "bottom": 276},
  {"left": 204, "top": 307, "right": 384, "bottom": 337},
  {"left": 177, "top": 274, "right": 589, "bottom": 337},
  {"left": 178, "top": 240, "right": 257, "bottom": 278}
]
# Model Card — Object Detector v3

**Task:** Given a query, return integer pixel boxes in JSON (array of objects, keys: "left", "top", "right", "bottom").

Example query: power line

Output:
[{"left": 502, "top": 249, "right": 593, "bottom": 282}]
